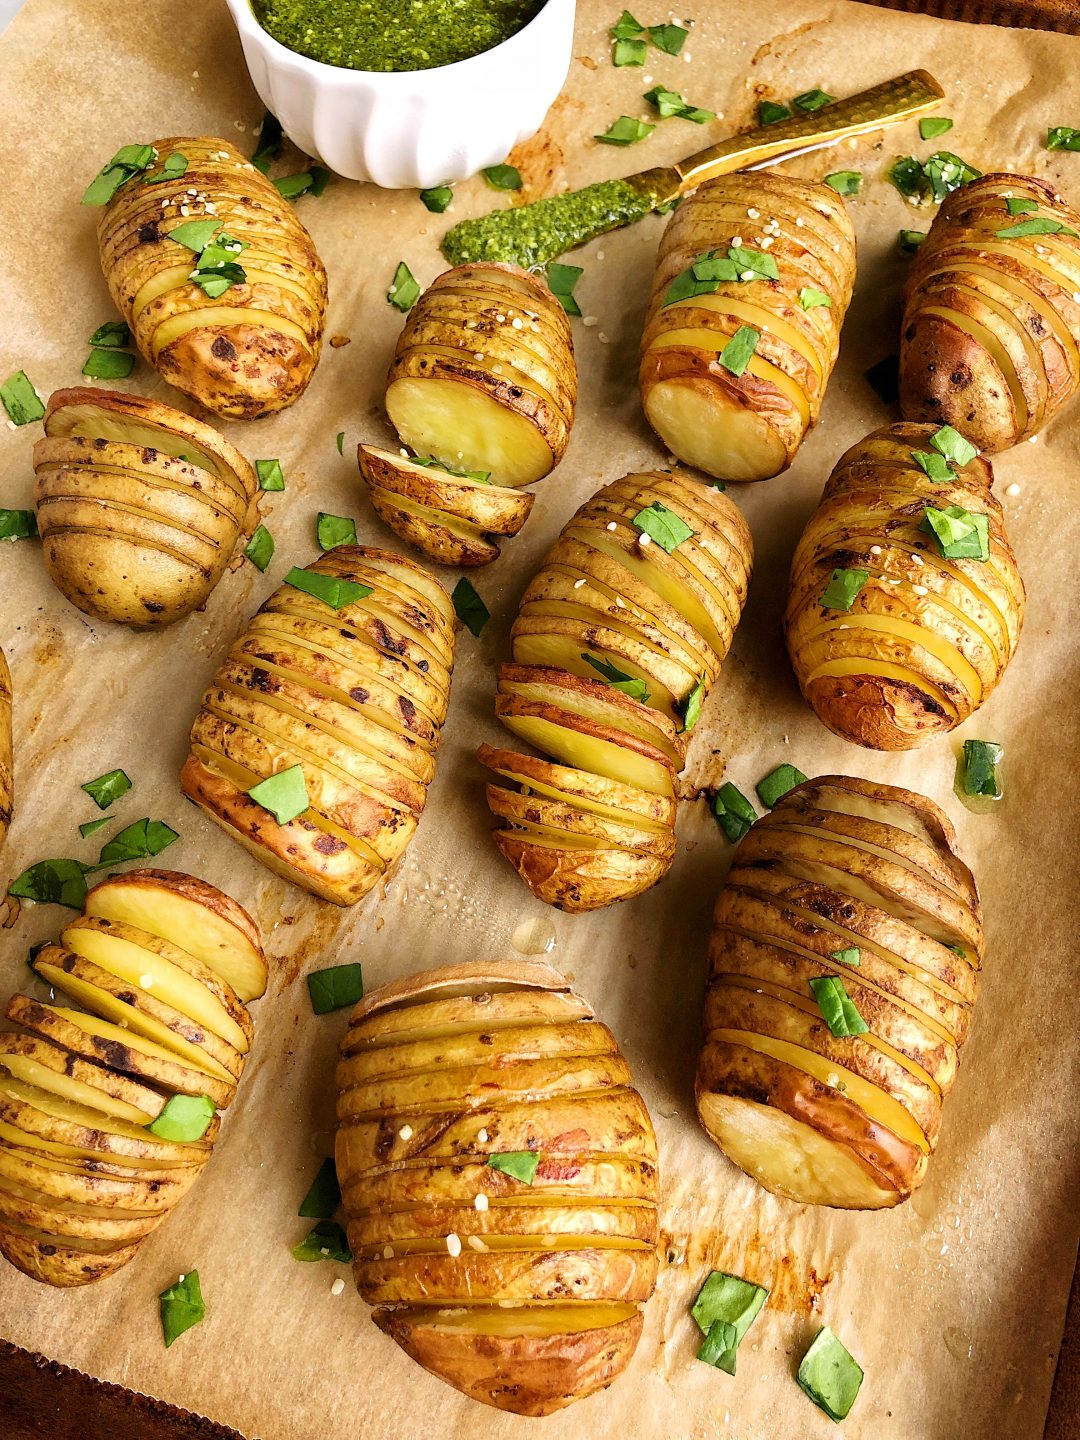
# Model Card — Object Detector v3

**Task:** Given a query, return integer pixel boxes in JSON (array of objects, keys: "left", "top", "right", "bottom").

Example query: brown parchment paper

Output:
[{"left": 0, "top": 2, "right": 1078, "bottom": 1437}]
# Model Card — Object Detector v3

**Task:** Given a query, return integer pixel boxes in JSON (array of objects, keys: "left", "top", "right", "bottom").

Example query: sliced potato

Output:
[{"left": 0, "top": 1034, "right": 165, "bottom": 1125}]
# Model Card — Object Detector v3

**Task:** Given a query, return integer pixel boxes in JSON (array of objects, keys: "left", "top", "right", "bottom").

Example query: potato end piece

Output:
[
  {"left": 898, "top": 312, "right": 1020, "bottom": 453},
  {"left": 0, "top": 1220, "right": 142, "bottom": 1286},
  {"left": 492, "top": 829, "right": 672, "bottom": 912},
  {"left": 641, "top": 366, "right": 790, "bottom": 482},
  {"left": 367, "top": 486, "right": 502, "bottom": 568},
  {"left": 156, "top": 322, "right": 317, "bottom": 420},
  {"left": 802, "top": 672, "right": 955, "bottom": 751}
]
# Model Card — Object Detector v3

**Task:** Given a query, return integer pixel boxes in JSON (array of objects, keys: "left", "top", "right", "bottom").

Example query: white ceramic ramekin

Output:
[{"left": 224, "top": 0, "right": 577, "bottom": 189}]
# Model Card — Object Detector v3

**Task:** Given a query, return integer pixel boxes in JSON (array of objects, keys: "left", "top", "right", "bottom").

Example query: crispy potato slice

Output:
[
  {"left": 0, "top": 1140, "right": 198, "bottom": 1211},
  {"left": 0, "top": 1077, "right": 215, "bottom": 1165},
  {"left": 0, "top": 1175, "right": 163, "bottom": 1243},
  {"left": 0, "top": 1217, "right": 143, "bottom": 1286},
  {"left": 477, "top": 745, "right": 675, "bottom": 831},
  {"left": 0, "top": 1034, "right": 165, "bottom": 1125},
  {"left": 486, "top": 783, "right": 677, "bottom": 857}
]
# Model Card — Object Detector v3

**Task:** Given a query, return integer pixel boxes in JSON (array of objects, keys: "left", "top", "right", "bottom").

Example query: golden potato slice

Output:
[
  {"left": 477, "top": 745, "right": 676, "bottom": 831},
  {"left": 0, "top": 1175, "right": 163, "bottom": 1244},
  {"left": 0, "top": 1077, "right": 214, "bottom": 1166},
  {"left": 0, "top": 1141, "right": 197, "bottom": 1213},
  {"left": 0, "top": 1217, "right": 143, "bottom": 1286},
  {"left": 0, "top": 1034, "right": 165, "bottom": 1125}
]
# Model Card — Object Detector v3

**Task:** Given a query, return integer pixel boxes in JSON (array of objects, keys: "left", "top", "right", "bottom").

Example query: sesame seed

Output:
[
  {"left": 1073, "top": 292, "right": 1080, "bottom": 303},
  {"left": 574, "top": 578, "right": 586, "bottom": 589},
  {"left": 615, "top": 595, "right": 626, "bottom": 607},
  {"left": 1006, "top": 482, "right": 1021, "bottom": 495},
  {"left": 473, "top": 353, "right": 484, "bottom": 362},
  {"left": 598, "top": 332, "right": 610, "bottom": 344},
  {"left": 474, "top": 1193, "right": 489, "bottom": 1210},
  {"left": 869, "top": 545, "right": 882, "bottom": 555},
  {"left": 583, "top": 315, "right": 598, "bottom": 327},
  {"left": 331, "top": 1277, "right": 345, "bottom": 1296},
  {"left": 747, "top": 207, "right": 760, "bottom": 219},
  {"left": 399, "top": 1125, "right": 413, "bottom": 1140},
  {"left": 446, "top": 1233, "right": 462, "bottom": 1257},
  {"left": 512, "top": 317, "right": 523, "bottom": 328},
  {"left": 740, "top": 270, "right": 756, "bottom": 281},
  {"left": 639, "top": 532, "right": 652, "bottom": 546},
  {"left": 911, "top": 553, "right": 924, "bottom": 566},
  {"left": 467, "top": 1235, "right": 488, "bottom": 1251},
  {"left": 760, "top": 237, "right": 774, "bottom": 248},
  {"left": 139, "top": 975, "right": 155, "bottom": 988},
  {"left": 383, "top": 1245, "right": 394, "bottom": 1259},
  {"left": 731, "top": 235, "right": 743, "bottom": 247},
  {"left": 795, "top": 217, "right": 804, "bottom": 226},
  {"left": 607, "top": 521, "right": 618, "bottom": 531},
  {"left": 912, "top": 583, "right": 928, "bottom": 595},
  {"left": 477, "top": 1129, "right": 489, "bottom": 1143}
]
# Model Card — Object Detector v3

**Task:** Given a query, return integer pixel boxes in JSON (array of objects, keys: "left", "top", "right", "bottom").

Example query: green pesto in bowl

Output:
[{"left": 250, "top": 0, "right": 546, "bottom": 72}]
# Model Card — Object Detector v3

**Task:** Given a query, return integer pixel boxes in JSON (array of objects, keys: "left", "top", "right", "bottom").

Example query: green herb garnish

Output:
[
  {"left": 482, "top": 164, "right": 522, "bottom": 191},
  {"left": 336, "top": 431, "right": 345, "bottom": 455},
  {"left": 912, "top": 449, "right": 954, "bottom": 483},
  {"left": 299, "top": 1158, "right": 341, "bottom": 1219},
  {"left": 97, "top": 818, "right": 179, "bottom": 865},
  {"left": 957, "top": 738, "right": 1002, "bottom": 798},
  {"left": 82, "top": 349, "right": 135, "bottom": 380},
  {"left": 711, "top": 783, "right": 756, "bottom": 844},
  {"left": 317, "top": 512, "right": 358, "bottom": 551},
  {"left": 919, "top": 116, "right": 953, "bottom": 140},
  {"left": 284, "top": 568, "right": 372, "bottom": 610},
  {"left": 756, "top": 764, "right": 807, "bottom": 808},
  {"left": 831, "top": 947, "right": 861, "bottom": 967},
  {"left": 307, "top": 963, "right": 364, "bottom": 1015},
  {"left": 387, "top": 260, "right": 420, "bottom": 312},
  {"left": 820, "top": 567, "right": 869, "bottom": 611},
  {"left": 168, "top": 223, "right": 249, "bottom": 298},
  {"left": 632, "top": 501, "right": 694, "bottom": 552},
  {"left": 728, "top": 246, "right": 779, "bottom": 281},
  {"left": 824, "top": 170, "right": 861, "bottom": 196},
  {"left": 81, "top": 768, "right": 131, "bottom": 810},
  {"left": 256, "top": 459, "right": 285, "bottom": 492},
  {"left": 644, "top": 87, "right": 715, "bottom": 124},
  {"left": 420, "top": 185, "right": 454, "bottom": 213},
  {"left": 167, "top": 218, "right": 222, "bottom": 252},
  {"left": 679, "top": 677, "right": 705, "bottom": 732},
  {"left": 244, "top": 524, "right": 275, "bottom": 571},
  {"left": 292, "top": 1220, "right": 351, "bottom": 1263},
  {"left": 159, "top": 1270, "right": 205, "bottom": 1348},
  {"left": 147, "top": 1094, "right": 215, "bottom": 1141},
  {"left": 613, "top": 36, "right": 646, "bottom": 65},
  {"left": 88, "top": 321, "right": 131, "bottom": 348},
  {"left": 82, "top": 143, "right": 155, "bottom": 205},
  {"left": 757, "top": 100, "right": 791, "bottom": 126},
  {"left": 809, "top": 974, "right": 869, "bottom": 1037},
  {"left": 547, "top": 262, "right": 584, "bottom": 316},
  {"left": 412, "top": 456, "right": 492, "bottom": 483},
  {"left": 1048, "top": 126, "right": 1080, "bottom": 152},
  {"left": 1005, "top": 196, "right": 1039, "bottom": 215},
  {"left": 10, "top": 859, "right": 88, "bottom": 910},
  {"left": 899, "top": 229, "right": 926, "bottom": 254},
  {"left": 144, "top": 151, "right": 188, "bottom": 185},
  {"left": 78, "top": 818, "right": 110, "bottom": 839},
  {"left": 595, "top": 116, "right": 655, "bottom": 146},
  {"left": 662, "top": 250, "right": 738, "bottom": 306},
  {"left": 487, "top": 1150, "right": 540, "bottom": 1184},
  {"left": 274, "top": 168, "right": 330, "bottom": 199},
  {"left": 648, "top": 22, "right": 688, "bottom": 55},
  {"left": 792, "top": 88, "right": 835, "bottom": 112},
  {"left": 717, "top": 325, "right": 760, "bottom": 377},
  {"left": 610, "top": 9, "right": 645, "bottom": 39},
  {"left": 248, "top": 765, "right": 309, "bottom": 825},
  {"left": 920, "top": 505, "right": 989, "bottom": 561},
  {"left": 799, "top": 287, "right": 832, "bottom": 310},
  {"left": 452, "top": 577, "right": 490, "bottom": 637},
  {"left": 889, "top": 151, "right": 980, "bottom": 204},
  {"left": 797, "top": 1326, "right": 864, "bottom": 1422},
  {"left": 691, "top": 1271, "right": 769, "bottom": 1375},
  {"left": 0, "top": 510, "right": 38, "bottom": 541},
  {"left": 252, "top": 112, "right": 284, "bottom": 173},
  {"left": 996, "top": 216, "right": 1078, "bottom": 239},
  {"left": 581, "top": 652, "right": 649, "bottom": 703},
  {"left": 1, "top": 371, "right": 45, "bottom": 426},
  {"left": 930, "top": 425, "right": 977, "bottom": 467}
]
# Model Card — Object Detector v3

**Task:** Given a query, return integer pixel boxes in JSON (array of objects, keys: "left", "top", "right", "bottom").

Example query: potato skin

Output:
[
  {"left": 640, "top": 172, "right": 856, "bottom": 481},
  {"left": 95, "top": 137, "right": 327, "bottom": 418},
  {"left": 900, "top": 172, "right": 1080, "bottom": 451},
  {"left": 0, "top": 648, "right": 10, "bottom": 847},
  {"left": 181, "top": 545, "right": 455, "bottom": 905},
  {"left": 0, "top": 871, "right": 261, "bottom": 1286},
  {"left": 336, "top": 959, "right": 658, "bottom": 1415},
  {"left": 696, "top": 775, "right": 982, "bottom": 1209},
  {"left": 784, "top": 421, "right": 1025, "bottom": 749}
]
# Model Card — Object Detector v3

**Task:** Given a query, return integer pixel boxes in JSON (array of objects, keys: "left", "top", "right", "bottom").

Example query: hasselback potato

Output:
[
  {"left": 33, "top": 388, "right": 258, "bottom": 628},
  {"left": 479, "top": 469, "right": 752, "bottom": 911},
  {"left": 0, "top": 648, "right": 10, "bottom": 848},
  {"left": 180, "top": 546, "right": 455, "bottom": 905},
  {"left": 92, "top": 136, "right": 327, "bottom": 418},
  {"left": 784, "top": 421, "right": 1025, "bottom": 750},
  {"left": 900, "top": 172, "right": 1080, "bottom": 451},
  {"left": 361, "top": 262, "right": 576, "bottom": 566},
  {"left": 336, "top": 959, "right": 659, "bottom": 1415},
  {"left": 640, "top": 172, "right": 856, "bottom": 482},
  {"left": 696, "top": 775, "right": 982, "bottom": 1209},
  {"left": 0, "top": 869, "right": 266, "bottom": 1284}
]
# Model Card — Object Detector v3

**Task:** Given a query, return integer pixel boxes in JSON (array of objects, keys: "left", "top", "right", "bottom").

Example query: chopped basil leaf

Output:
[
  {"left": 273, "top": 171, "right": 315, "bottom": 199},
  {"left": 1, "top": 371, "right": 45, "bottom": 426},
  {"left": 336, "top": 431, "right": 345, "bottom": 455},
  {"left": 809, "top": 974, "right": 869, "bottom": 1037},
  {"left": 958, "top": 738, "right": 1003, "bottom": 798},
  {"left": 307, "top": 167, "right": 332, "bottom": 196},
  {"left": 547, "top": 261, "right": 584, "bottom": 316},
  {"left": 920, "top": 505, "right": 989, "bottom": 561},
  {"left": 613, "top": 36, "right": 646, "bottom": 65},
  {"left": 662, "top": 250, "right": 738, "bottom": 306},
  {"left": 756, "top": 764, "right": 807, "bottom": 808},
  {"left": 595, "top": 115, "right": 655, "bottom": 146},
  {"left": 948, "top": 943, "right": 967, "bottom": 956},
  {"left": 452, "top": 577, "right": 490, "bottom": 637},
  {"left": 1005, "top": 196, "right": 1039, "bottom": 215},
  {"left": 78, "top": 817, "right": 110, "bottom": 839},
  {"left": 299, "top": 1157, "right": 341, "bottom": 1219},
  {"left": 611, "top": 9, "right": 645, "bottom": 40},
  {"left": 0, "top": 509, "right": 38, "bottom": 541},
  {"left": 251, "top": 111, "right": 284, "bottom": 173},
  {"left": 824, "top": 170, "right": 861, "bottom": 196},
  {"left": 820, "top": 567, "right": 869, "bottom": 611},
  {"left": 487, "top": 1150, "right": 540, "bottom": 1184},
  {"left": 482, "top": 164, "right": 522, "bottom": 191},
  {"left": 831, "top": 946, "right": 861, "bottom": 967},
  {"left": 10, "top": 859, "right": 88, "bottom": 910},
  {"left": 632, "top": 500, "right": 694, "bottom": 553},
  {"left": 284, "top": 567, "right": 372, "bottom": 610},
  {"left": 728, "top": 245, "right": 778, "bottom": 281},
  {"left": 306, "top": 962, "right": 364, "bottom": 1015},
  {"left": 248, "top": 765, "right": 309, "bottom": 825},
  {"left": 412, "top": 456, "right": 492, "bottom": 483},
  {"left": 317, "top": 512, "right": 358, "bottom": 551},
  {"left": 648, "top": 23, "right": 688, "bottom": 55},
  {"left": 799, "top": 286, "right": 832, "bottom": 309},
  {"left": 82, "top": 348, "right": 136, "bottom": 379},
  {"left": 292, "top": 1220, "right": 351, "bottom": 1263},
  {"left": 930, "top": 425, "right": 978, "bottom": 467},
  {"left": 192, "top": 262, "right": 247, "bottom": 299},
  {"left": 919, "top": 116, "right": 953, "bottom": 140},
  {"left": 256, "top": 458, "right": 285, "bottom": 492},
  {"left": 1047, "top": 126, "right": 1080, "bottom": 152},
  {"left": 167, "top": 218, "right": 222, "bottom": 252},
  {"left": 899, "top": 228, "right": 927, "bottom": 254},
  {"left": 797, "top": 1326, "right": 864, "bottom": 1422},
  {"left": 88, "top": 320, "right": 131, "bottom": 348},
  {"left": 679, "top": 676, "right": 705, "bottom": 732},
  {"left": 792, "top": 88, "right": 835, "bottom": 112},
  {"left": 96, "top": 818, "right": 179, "bottom": 865},
  {"left": 717, "top": 325, "right": 759, "bottom": 377},
  {"left": 644, "top": 87, "right": 715, "bottom": 124},
  {"left": 144, "top": 151, "right": 188, "bottom": 185},
  {"left": 388, "top": 260, "right": 420, "bottom": 312},
  {"left": 698, "top": 1319, "right": 739, "bottom": 1368},
  {"left": 757, "top": 100, "right": 791, "bottom": 126},
  {"left": 912, "top": 448, "right": 954, "bottom": 483},
  {"left": 81, "top": 768, "right": 132, "bottom": 810},
  {"left": 244, "top": 524, "right": 275, "bottom": 571},
  {"left": 159, "top": 1270, "right": 206, "bottom": 1348},
  {"left": 711, "top": 783, "right": 756, "bottom": 844},
  {"left": 581, "top": 652, "right": 650, "bottom": 703},
  {"left": 147, "top": 1094, "right": 215, "bottom": 1141},
  {"left": 889, "top": 151, "right": 980, "bottom": 205},
  {"left": 82, "top": 143, "right": 155, "bottom": 205},
  {"left": 419, "top": 185, "right": 454, "bottom": 212},
  {"left": 691, "top": 1271, "right": 769, "bottom": 1376},
  {"left": 864, "top": 354, "right": 900, "bottom": 404},
  {"left": 996, "top": 215, "right": 1078, "bottom": 238}
]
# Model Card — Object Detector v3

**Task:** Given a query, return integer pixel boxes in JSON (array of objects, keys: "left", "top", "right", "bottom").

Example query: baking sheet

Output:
[{"left": 0, "top": 1, "right": 1078, "bottom": 1436}]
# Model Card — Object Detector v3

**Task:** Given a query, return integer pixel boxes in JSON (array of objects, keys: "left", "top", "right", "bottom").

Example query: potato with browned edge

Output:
[
  {"left": 337, "top": 959, "right": 659, "bottom": 1415},
  {"left": 181, "top": 545, "right": 455, "bottom": 905},
  {"left": 360, "top": 262, "right": 576, "bottom": 566},
  {"left": 0, "top": 648, "right": 10, "bottom": 848},
  {"left": 34, "top": 387, "right": 259, "bottom": 628},
  {"left": 90, "top": 137, "right": 327, "bottom": 418},
  {"left": 479, "top": 469, "right": 752, "bottom": 911},
  {"left": 696, "top": 775, "right": 982, "bottom": 1210},
  {"left": 900, "top": 173, "right": 1080, "bottom": 452},
  {"left": 0, "top": 869, "right": 266, "bottom": 1285},
  {"left": 785, "top": 422, "right": 1025, "bottom": 750},
  {"left": 640, "top": 172, "right": 856, "bottom": 482}
]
